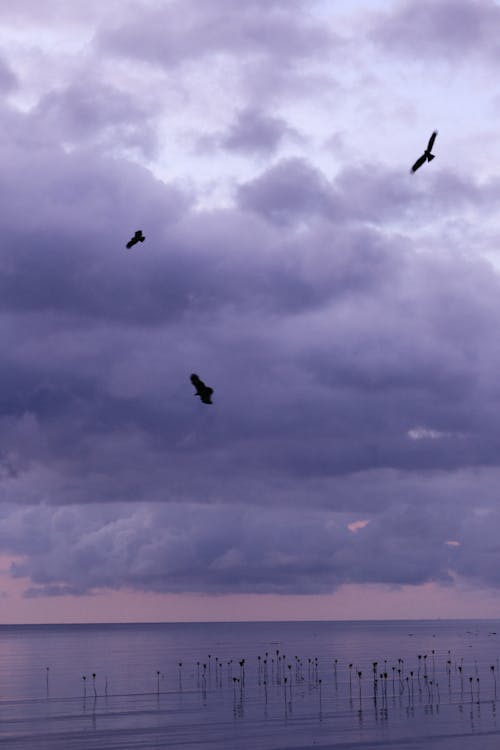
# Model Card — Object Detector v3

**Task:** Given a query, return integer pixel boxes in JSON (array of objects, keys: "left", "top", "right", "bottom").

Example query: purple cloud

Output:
[
  {"left": 370, "top": 0, "right": 500, "bottom": 62},
  {"left": 0, "top": 56, "right": 17, "bottom": 92},
  {"left": 237, "top": 157, "right": 500, "bottom": 228},
  {"left": 0, "top": 499, "right": 461, "bottom": 595},
  {"left": 0, "top": 478, "right": 495, "bottom": 595},
  {"left": 237, "top": 158, "right": 339, "bottom": 225},
  {"left": 32, "top": 81, "right": 159, "bottom": 157},
  {"left": 200, "top": 107, "right": 301, "bottom": 156},
  {"left": 98, "top": 0, "right": 333, "bottom": 70},
  {"left": 2, "top": 0, "right": 500, "bottom": 606}
]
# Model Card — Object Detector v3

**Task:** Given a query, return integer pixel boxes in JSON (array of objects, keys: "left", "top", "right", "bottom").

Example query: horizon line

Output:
[{"left": 0, "top": 616, "right": 498, "bottom": 627}]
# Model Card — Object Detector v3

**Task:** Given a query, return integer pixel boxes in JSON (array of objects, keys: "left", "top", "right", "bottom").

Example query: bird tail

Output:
[{"left": 427, "top": 153, "right": 435, "bottom": 162}]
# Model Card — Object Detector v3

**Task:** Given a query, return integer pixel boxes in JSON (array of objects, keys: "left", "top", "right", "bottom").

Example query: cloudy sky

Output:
[{"left": 2, "top": 0, "right": 500, "bottom": 623}]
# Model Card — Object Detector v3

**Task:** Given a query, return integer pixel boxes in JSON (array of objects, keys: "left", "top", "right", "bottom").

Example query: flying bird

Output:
[
  {"left": 411, "top": 131, "right": 438, "bottom": 173},
  {"left": 126, "top": 230, "right": 145, "bottom": 248},
  {"left": 190, "top": 373, "right": 214, "bottom": 405}
]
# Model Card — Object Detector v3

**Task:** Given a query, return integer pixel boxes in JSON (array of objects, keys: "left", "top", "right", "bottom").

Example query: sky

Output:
[{"left": 2, "top": 0, "right": 500, "bottom": 623}]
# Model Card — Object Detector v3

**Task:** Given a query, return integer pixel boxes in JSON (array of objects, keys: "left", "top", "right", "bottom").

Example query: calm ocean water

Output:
[{"left": 0, "top": 619, "right": 500, "bottom": 749}]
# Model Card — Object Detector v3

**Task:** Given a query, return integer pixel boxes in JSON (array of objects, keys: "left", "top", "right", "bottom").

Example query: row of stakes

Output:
[
  {"left": 188, "top": 650, "right": 500, "bottom": 715},
  {"left": 43, "top": 651, "right": 500, "bottom": 713}
]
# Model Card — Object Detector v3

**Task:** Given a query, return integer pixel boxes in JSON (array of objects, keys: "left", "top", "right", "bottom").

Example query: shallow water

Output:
[{"left": 0, "top": 620, "right": 500, "bottom": 748}]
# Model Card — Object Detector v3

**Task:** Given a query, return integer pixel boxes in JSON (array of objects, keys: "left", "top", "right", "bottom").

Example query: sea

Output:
[{"left": 0, "top": 619, "right": 499, "bottom": 749}]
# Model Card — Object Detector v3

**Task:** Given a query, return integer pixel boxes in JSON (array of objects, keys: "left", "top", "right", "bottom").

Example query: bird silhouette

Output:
[
  {"left": 411, "top": 131, "right": 437, "bottom": 173},
  {"left": 190, "top": 373, "right": 214, "bottom": 404},
  {"left": 126, "top": 230, "right": 145, "bottom": 248}
]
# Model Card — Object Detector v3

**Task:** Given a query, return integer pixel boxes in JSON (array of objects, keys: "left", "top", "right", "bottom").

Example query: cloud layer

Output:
[{"left": 1, "top": 0, "right": 500, "bottom": 602}]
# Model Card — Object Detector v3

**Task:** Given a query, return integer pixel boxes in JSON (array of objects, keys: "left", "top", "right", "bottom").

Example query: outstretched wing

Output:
[
  {"left": 200, "top": 387, "right": 213, "bottom": 404},
  {"left": 411, "top": 153, "right": 426, "bottom": 173},
  {"left": 126, "top": 237, "right": 136, "bottom": 248},
  {"left": 190, "top": 373, "right": 206, "bottom": 397},
  {"left": 427, "top": 131, "right": 437, "bottom": 152},
  {"left": 190, "top": 373, "right": 213, "bottom": 403}
]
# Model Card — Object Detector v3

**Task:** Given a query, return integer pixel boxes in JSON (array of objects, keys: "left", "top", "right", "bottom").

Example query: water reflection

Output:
[{"left": 1, "top": 621, "right": 500, "bottom": 748}]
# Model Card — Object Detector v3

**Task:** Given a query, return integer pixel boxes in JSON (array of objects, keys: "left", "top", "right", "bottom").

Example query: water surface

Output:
[{"left": 0, "top": 619, "right": 499, "bottom": 749}]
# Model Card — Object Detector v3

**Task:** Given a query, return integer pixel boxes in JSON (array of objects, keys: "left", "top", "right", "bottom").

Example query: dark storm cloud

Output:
[
  {"left": 199, "top": 107, "right": 301, "bottom": 156},
  {"left": 2, "top": 141, "right": 500, "bottom": 504},
  {"left": 237, "top": 158, "right": 338, "bottom": 225},
  {"left": 370, "top": 0, "right": 500, "bottom": 62},
  {"left": 0, "top": 489, "right": 489, "bottom": 595},
  {"left": 0, "top": 501, "right": 440, "bottom": 595},
  {"left": 3, "top": 5, "right": 500, "bottom": 600},
  {"left": 237, "top": 157, "right": 500, "bottom": 227},
  {"left": 98, "top": 0, "right": 334, "bottom": 70},
  {"left": 95, "top": 0, "right": 341, "bottom": 105},
  {"left": 0, "top": 143, "right": 191, "bottom": 322},
  {"left": 0, "top": 56, "right": 17, "bottom": 92},
  {"left": 454, "top": 508, "right": 500, "bottom": 587},
  {"left": 32, "top": 81, "right": 159, "bottom": 157}
]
